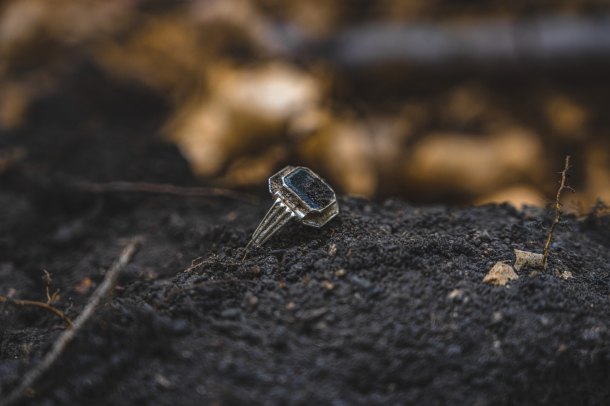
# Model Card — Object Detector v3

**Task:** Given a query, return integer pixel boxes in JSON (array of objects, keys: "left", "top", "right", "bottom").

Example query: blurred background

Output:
[{"left": 1, "top": 0, "right": 609, "bottom": 210}]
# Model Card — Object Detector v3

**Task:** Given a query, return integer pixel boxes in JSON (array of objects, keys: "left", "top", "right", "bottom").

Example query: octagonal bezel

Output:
[{"left": 268, "top": 166, "right": 339, "bottom": 228}]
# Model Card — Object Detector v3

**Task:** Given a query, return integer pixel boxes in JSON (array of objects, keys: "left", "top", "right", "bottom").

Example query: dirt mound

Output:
[{"left": 1, "top": 75, "right": 609, "bottom": 405}]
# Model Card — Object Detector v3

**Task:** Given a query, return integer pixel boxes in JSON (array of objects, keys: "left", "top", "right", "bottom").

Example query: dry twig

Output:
[
  {"left": 0, "top": 296, "right": 73, "bottom": 328},
  {"left": 0, "top": 269, "right": 72, "bottom": 327},
  {"left": 0, "top": 237, "right": 142, "bottom": 406},
  {"left": 542, "top": 156, "right": 572, "bottom": 270},
  {"left": 73, "top": 180, "right": 258, "bottom": 204}
]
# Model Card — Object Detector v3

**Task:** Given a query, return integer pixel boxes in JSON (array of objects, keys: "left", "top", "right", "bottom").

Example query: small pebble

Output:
[
  {"left": 514, "top": 249, "right": 544, "bottom": 272},
  {"left": 492, "top": 312, "right": 503, "bottom": 323},
  {"left": 447, "top": 289, "right": 463, "bottom": 300},
  {"left": 155, "top": 374, "right": 173, "bottom": 390},
  {"left": 245, "top": 292, "right": 258, "bottom": 307},
  {"left": 322, "top": 281, "right": 334, "bottom": 290},
  {"left": 483, "top": 262, "right": 518, "bottom": 286}
]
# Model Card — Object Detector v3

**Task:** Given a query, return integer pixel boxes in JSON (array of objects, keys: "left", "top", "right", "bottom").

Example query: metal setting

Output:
[{"left": 246, "top": 166, "right": 339, "bottom": 249}]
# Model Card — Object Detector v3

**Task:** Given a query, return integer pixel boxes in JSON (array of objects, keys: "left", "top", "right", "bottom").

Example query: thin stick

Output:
[
  {"left": 542, "top": 156, "right": 571, "bottom": 270},
  {"left": 0, "top": 296, "right": 73, "bottom": 328},
  {"left": 73, "top": 180, "right": 258, "bottom": 204},
  {"left": 0, "top": 237, "right": 142, "bottom": 406}
]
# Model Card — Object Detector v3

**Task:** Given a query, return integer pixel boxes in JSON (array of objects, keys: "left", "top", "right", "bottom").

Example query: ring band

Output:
[{"left": 245, "top": 166, "right": 339, "bottom": 250}]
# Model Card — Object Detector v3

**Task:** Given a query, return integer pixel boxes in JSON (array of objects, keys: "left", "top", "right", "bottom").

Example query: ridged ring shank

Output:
[{"left": 246, "top": 199, "right": 295, "bottom": 249}]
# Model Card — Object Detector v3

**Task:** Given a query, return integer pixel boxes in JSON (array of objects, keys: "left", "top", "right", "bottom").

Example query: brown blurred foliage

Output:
[{"left": 1, "top": 0, "right": 610, "bottom": 209}]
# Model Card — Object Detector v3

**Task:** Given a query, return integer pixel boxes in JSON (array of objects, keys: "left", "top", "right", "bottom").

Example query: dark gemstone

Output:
[{"left": 284, "top": 168, "right": 334, "bottom": 209}]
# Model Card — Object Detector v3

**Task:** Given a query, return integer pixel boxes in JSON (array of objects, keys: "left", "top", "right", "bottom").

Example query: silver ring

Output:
[{"left": 246, "top": 166, "right": 339, "bottom": 249}]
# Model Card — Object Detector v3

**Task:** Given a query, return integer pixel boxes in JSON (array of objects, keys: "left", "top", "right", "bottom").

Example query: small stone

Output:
[
  {"left": 334, "top": 268, "right": 346, "bottom": 278},
  {"left": 322, "top": 281, "right": 334, "bottom": 290},
  {"left": 74, "top": 277, "right": 93, "bottom": 295},
  {"left": 483, "top": 262, "right": 518, "bottom": 286},
  {"left": 285, "top": 301, "right": 295, "bottom": 310},
  {"left": 447, "top": 289, "right": 463, "bottom": 300},
  {"left": 244, "top": 292, "right": 258, "bottom": 307},
  {"left": 514, "top": 249, "right": 544, "bottom": 272},
  {"left": 155, "top": 374, "right": 173, "bottom": 389},
  {"left": 557, "top": 270, "right": 573, "bottom": 280},
  {"left": 328, "top": 243, "right": 337, "bottom": 256}
]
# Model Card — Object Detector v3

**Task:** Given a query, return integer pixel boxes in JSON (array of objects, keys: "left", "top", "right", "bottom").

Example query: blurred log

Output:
[
  {"left": 189, "top": 2, "right": 610, "bottom": 70},
  {"left": 288, "top": 15, "right": 610, "bottom": 70}
]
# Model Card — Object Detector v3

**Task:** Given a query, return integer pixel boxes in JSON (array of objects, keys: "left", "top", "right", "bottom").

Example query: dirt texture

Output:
[{"left": 1, "top": 69, "right": 609, "bottom": 405}]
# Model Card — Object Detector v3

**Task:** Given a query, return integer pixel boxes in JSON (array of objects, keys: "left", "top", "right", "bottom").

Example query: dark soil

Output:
[{"left": 1, "top": 68, "right": 609, "bottom": 405}]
